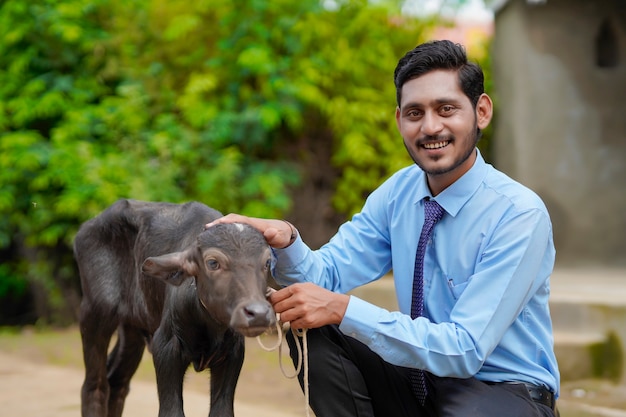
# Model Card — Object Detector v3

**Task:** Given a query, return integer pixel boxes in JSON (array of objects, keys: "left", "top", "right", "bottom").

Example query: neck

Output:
[{"left": 427, "top": 148, "right": 477, "bottom": 195}]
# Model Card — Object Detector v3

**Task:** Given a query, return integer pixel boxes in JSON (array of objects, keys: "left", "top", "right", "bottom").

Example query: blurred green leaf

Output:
[{"left": 0, "top": 0, "right": 493, "bottom": 324}]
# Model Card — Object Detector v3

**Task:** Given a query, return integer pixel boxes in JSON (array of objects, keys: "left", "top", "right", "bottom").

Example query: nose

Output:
[
  {"left": 230, "top": 298, "right": 274, "bottom": 328},
  {"left": 230, "top": 298, "right": 275, "bottom": 337},
  {"left": 421, "top": 111, "right": 443, "bottom": 136},
  {"left": 243, "top": 301, "right": 273, "bottom": 327}
]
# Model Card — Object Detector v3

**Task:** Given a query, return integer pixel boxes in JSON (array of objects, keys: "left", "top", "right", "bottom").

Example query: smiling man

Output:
[{"left": 208, "top": 40, "right": 560, "bottom": 417}]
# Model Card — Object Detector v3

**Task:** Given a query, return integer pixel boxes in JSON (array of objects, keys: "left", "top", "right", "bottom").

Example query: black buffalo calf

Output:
[{"left": 74, "top": 199, "right": 276, "bottom": 417}]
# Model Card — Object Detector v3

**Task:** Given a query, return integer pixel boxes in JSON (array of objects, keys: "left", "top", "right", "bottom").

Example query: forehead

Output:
[{"left": 399, "top": 70, "right": 465, "bottom": 108}]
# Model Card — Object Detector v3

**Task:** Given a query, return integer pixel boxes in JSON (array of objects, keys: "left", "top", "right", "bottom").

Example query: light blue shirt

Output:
[{"left": 274, "top": 149, "right": 559, "bottom": 396}]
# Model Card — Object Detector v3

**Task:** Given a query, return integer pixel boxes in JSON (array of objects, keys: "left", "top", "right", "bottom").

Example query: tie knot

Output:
[{"left": 424, "top": 199, "right": 445, "bottom": 223}]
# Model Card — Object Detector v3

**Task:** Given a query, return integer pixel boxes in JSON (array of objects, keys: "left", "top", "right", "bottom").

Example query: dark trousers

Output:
[{"left": 287, "top": 325, "right": 557, "bottom": 417}]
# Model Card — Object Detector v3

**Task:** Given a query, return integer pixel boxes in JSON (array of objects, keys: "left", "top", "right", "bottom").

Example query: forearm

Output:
[
  {"left": 273, "top": 219, "right": 392, "bottom": 294},
  {"left": 340, "top": 296, "right": 483, "bottom": 377}
]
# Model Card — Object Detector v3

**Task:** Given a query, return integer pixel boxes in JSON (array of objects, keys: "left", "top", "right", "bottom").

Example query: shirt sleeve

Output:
[
  {"left": 340, "top": 208, "right": 554, "bottom": 379},
  {"left": 272, "top": 180, "right": 394, "bottom": 293}
]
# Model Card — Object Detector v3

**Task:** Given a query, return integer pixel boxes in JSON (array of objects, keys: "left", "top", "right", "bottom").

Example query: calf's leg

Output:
[
  {"left": 106, "top": 324, "right": 146, "bottom": 417},
  {"left": 207, "top": 339, "right": 245, "bottom": 417},
  {"left": 152, "top": 328, "right": 188, "bottom": 417},
  {"left": 80, "top": 303, "right": 118, "bottom": 417}
]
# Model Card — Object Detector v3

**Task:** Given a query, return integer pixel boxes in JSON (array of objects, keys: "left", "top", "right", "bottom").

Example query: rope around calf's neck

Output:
[{"left": 257, "top": 317, "right": 311, "bottom": 417}]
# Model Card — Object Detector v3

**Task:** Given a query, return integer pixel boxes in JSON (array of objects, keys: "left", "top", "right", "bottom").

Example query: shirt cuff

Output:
[
  {"left": 271, "top": 235, "right": 309, "bottom": 286},
  {"left": 339, "top": 295, "right": 381, "bottom": 342}
]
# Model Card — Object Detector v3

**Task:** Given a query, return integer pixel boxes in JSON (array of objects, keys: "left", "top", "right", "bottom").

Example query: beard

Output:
[{"left": 410, "top": 124, "right": 481, "bottom": 176}]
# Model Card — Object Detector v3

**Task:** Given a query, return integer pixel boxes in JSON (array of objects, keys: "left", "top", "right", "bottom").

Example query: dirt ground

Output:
[
  {"left": 2, "top": 326, "right": 626, "bottom": 417},
  {"left": 0, "top": 327, "right": 308, "bottom": 417}
]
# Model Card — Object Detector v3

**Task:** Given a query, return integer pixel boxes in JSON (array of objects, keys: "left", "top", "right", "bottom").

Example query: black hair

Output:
[{"left": 394, "top": 40, "right": 484, "bottom": 108}]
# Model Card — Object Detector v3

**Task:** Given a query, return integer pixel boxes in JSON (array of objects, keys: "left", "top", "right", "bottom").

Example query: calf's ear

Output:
[{"left": 141, "top": 250, "right": 199, "bottom": 286}]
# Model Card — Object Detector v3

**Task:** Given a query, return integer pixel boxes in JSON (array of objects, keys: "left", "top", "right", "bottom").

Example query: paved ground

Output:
[{"left": 549, "top": 267, "right": 626, "bottom": 306}]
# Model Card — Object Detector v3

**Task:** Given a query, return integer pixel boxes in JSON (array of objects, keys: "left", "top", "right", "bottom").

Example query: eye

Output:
[
  {"left": 406, "top": 109, "right": 422, "bottom": 119},
  {"left": 206, "top": 259, "right": 220, "bottom": 270},
  {"left": 439, "top": 105, "right": 455, "bottom": 115},
  {"left": 265, "top": 254, "right": 277, "bottom": 272}
]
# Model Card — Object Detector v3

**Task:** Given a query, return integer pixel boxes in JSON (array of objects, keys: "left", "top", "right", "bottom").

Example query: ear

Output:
[
  {"left": 475, "top": 93, "right": 493, "bottom": 130},
  {"left": 395, "top": 106, "right": 401, "bottom": 131},
  {"left": 141, "top": 250, "right": 199, "bottom": 286}
]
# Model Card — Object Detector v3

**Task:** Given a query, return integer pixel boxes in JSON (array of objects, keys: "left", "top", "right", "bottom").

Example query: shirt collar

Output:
[{"left": 415, "top": 148, "right": 488, "bottom": 217}]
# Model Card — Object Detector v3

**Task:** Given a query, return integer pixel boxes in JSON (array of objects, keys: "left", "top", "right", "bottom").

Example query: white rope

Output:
[{"left": 257, "top": 318, "right": 311, "bottom": 417}]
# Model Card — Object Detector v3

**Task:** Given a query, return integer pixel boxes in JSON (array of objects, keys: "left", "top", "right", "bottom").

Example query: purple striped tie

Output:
[{"left": 410, "top": 199, "right": 444, "bottom": 405}]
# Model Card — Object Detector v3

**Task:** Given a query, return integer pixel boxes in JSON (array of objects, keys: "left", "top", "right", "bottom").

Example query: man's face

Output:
[{"left": 395, "top": 70, "right": 492, "bottom": 194}]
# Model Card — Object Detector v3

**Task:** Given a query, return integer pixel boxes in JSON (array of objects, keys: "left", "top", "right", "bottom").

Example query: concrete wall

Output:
[{"left": 491, "top": 0, "right": 626, "bottom": 266}]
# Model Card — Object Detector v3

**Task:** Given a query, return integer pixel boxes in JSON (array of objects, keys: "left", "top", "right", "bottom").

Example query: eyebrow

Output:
[{"left": 401, "top": 97, "right": 462, "bottom": 110}]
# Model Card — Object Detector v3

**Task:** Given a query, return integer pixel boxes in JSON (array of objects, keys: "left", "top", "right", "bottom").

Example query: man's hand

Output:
[
  {"left": 206, "top": 213, "right": 296, "bottom": 249},
  {"left": 269, "top": 283, "right": 349, "bottom": 329}
]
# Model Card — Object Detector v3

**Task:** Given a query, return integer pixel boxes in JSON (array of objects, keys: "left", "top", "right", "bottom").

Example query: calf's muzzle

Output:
[{"left": 230, "top": 299, "right": 275, "bottom": 337}]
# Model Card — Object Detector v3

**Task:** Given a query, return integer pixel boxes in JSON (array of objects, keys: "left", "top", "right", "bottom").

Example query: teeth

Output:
[{"left": 423, "top": 141, "right": 448, "bottom": 149}]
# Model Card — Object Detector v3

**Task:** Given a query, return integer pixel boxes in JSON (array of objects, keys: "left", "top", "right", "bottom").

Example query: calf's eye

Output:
[
  {"left": 264, "top": 258, "right": 271, "bottom": 270},
  {"left": 207, "top": 259, "right": 220, "bottom": 270}
]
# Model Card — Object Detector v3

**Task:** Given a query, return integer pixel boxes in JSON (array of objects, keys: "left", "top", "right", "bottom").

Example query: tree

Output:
[
  {"left": 1, "top": 0, "right": 494, "bottom": 324},
  {"left": 0, "top": 0, "right": 117, "bottom": 323}
]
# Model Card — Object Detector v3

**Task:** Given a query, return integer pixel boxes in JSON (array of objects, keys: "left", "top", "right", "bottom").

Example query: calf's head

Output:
[{"left": 141, "top": 223, "right": 276, "bottom": 337}]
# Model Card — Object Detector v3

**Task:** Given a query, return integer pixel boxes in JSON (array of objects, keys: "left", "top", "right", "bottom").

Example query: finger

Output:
[
  {"left": 277, "top": 308, "right": 296, "bottom": 324},
  {"left": 262, "top": 227, "right": 282, "bottom": 245},
  {"left": 269, "top": 286, "right": 293, "bottom": 305},
  {"left": 205, "top": 213, "right": 245, "bottom": 229},
  {"left": 265, "top": 287, "right": 277, "bottom": 298}
]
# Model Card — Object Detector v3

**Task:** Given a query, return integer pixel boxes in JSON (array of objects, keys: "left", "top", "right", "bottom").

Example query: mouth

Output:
[
  {"left": 238, "top": 325, "right": 273, "bottom": 338},
  {"left": 421, "top": 140, "right": 450, "bottom": 150}
]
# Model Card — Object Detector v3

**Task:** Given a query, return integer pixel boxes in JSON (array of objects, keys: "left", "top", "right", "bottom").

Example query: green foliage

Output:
[
  {"left": 0, "top": 264, "right": 26, "bottom": 298},
  {"left": 0, "top": 0, "right": 492, "bottom": 324}
]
